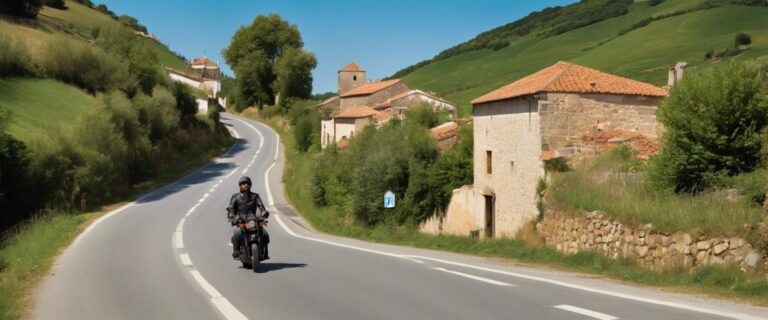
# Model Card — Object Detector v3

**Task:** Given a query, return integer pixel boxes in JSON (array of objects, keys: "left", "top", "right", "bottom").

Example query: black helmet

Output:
[{"left": 238, "top": 176, "right": 252, "bottom": 186}]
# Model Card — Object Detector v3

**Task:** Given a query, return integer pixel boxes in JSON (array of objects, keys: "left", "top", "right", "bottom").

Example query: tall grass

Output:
[
  {"left": 0, "top": 34, "right": 33, "bottom": 77},
  {"left": 550, "top": 146, "right": 766, "bottom": 238}
]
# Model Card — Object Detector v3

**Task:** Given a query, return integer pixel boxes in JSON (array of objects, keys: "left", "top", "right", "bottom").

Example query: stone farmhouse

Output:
[
  {"left": 165, "top": 56, "right": 222, "bottom": 98},
  {"left": 420, "top": 61, "right": 668, "bottom": 239},
  {"left": 319, "top": 63, "right": 457, "bottom": 148}
]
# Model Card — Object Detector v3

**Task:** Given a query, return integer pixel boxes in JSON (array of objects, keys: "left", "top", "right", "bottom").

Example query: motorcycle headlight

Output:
[{"left": 248, "top": 220, "right": 257, "bottom": 230}]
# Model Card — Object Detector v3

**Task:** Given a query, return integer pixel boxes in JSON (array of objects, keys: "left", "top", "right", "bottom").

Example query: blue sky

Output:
[{"left": 98, "top": 0, "right": 575, "bottom": 94}]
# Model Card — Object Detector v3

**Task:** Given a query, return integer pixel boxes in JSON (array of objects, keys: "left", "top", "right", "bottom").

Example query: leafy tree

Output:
[
  {"left": 735, "top": 33, "right": 752, "bottom": 46},
  {"left": 171, "top": 82, "right": 199, "bottom": 119},
  {"left": 41, "top": 0, "right": 66, "bottom": 9},
  {"left": 0, "top": 0, "right": 42, "bottom": 18},
  {"left": 275, "top": 48, "right": 317, "bottom": 103},
  {"left": 118, "top": 15, "right": 148, "bottom": 33},
  {"left": 404, "top": 103, "right": 440, "bottom": 128},
  {"left": 649, "top": 62, "right": 768, "bottom": 192},
  {"left": 223, "top": 14, "right": 315, "bottom": 107}
]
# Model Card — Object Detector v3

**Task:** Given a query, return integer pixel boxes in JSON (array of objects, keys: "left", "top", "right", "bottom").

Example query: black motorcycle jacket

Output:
[{"left": 227, "top": 191, "right": 268, "bottom": 222}]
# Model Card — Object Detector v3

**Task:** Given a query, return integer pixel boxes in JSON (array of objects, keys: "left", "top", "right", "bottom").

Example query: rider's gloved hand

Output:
[{"left": 262, "top": 211, "right": 270, "bottom": 218}]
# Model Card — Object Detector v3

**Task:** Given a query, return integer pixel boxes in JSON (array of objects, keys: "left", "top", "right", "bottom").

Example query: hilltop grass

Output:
[
  {"left": 0, "top": 133, "right": 234, "bottom": 320},
  {"left": 0, "top": 78, "right": 97, "bottom": 141},
  {"left": 402, "top": 1, "right": 768, "bottom": 116},
  {"left": 240, "top": 111, "right": 768, "bottom": 306}
]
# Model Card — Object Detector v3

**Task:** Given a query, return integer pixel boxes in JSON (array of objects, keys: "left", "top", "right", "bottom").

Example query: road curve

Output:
[{"left": 34, "top": 113, "right": 768, "bottom": 320}]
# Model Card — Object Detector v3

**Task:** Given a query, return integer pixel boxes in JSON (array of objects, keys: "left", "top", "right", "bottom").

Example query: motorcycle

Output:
[{"left": 231, "top": 217, "right": 268, "bottom": 273}]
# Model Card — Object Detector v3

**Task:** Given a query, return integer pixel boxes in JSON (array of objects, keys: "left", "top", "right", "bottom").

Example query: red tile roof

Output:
[
  {"left": 373, "top": 110, "right": 392, "bottom": 122},
  {"left": 191, "top": 56, "right": 218, "bottom": 67},
  {"left": 339, "top": 63, "right": 364, "bottom": 72},
  {"left": 429, "top": 121, "right": 459, "bottom": 141},
  {"left": 472, "top": 61, "right": 667, "bottom": 105},
  {"left": 334, "top": 106, "right": 378, "bottom": 119},
  {"left": 337, "top": 139, "right": 350, "bottom": 149},
  {"left": 339, "top": 79, "right": 403, "bottom": 98}
]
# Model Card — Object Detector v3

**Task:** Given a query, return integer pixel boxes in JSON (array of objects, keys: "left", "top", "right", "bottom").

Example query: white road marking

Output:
[
  {"left": 264, "top": 162, "right": 276, "bottom": 206},
  {"left": 226, "top": 242, "right": 232, "bottom": 246},
  {"left": 273, "top": 213, "right": 764, "bottom": 320},
  {"left": 434, "top": 267, "right": 513, "bottom": 286},
  {"left": 176, "top": 218, "right": 185, "bottom": 232},
  {"left": 179, "top": 254, "right": 193, "bottom": 267},
  {"left": 554, "top": 305, "right": 617, "bottom": 320},
  {"left": 174, "top": 232, "right": 184, "bottom": 249},
  {"left": 190, "top": 270, "right": 222, "bottom": 298},
  {"left": 212, "top": 297, "right": 249, "bottom": 320}
]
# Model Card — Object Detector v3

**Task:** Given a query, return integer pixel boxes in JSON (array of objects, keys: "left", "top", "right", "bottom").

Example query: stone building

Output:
[
  {"left": 165, "top": 56, "right": 222, "bottom": 98},
  {"left": 320, "top": 63, "right": 457, "bottom": 148},
  {"left": 420, "top": 61, "right": 667, "bottom": 239}
]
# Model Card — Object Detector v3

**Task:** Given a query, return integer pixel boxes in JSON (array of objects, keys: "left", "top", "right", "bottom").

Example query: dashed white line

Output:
[
  {"left": 434, "top": 267, "right": 514, "bottom": 286},
  {"left": 179, "top": 253, "right": 193, "bottom": 267},
  {"left": 554, "top": 305, "right": 617, "bottom": 320},
  {"left": 176, "top": 218, "right": 185, "bottom": 232}
]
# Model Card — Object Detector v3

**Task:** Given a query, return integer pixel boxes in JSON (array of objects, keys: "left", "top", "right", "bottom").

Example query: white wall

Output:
[
  {"left": 196, "top": 98, "right": 208, "bottom": 114},
  {"left": 168, "top": 72, "right": 201, "bottom": 88}
]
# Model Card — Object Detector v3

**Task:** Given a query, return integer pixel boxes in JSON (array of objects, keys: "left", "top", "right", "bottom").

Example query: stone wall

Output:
[
  {"left": 537, "top": 210, "right": 768, "bottom": 274},
  {"left": 420, "top": 186, "right": 484, "bottom": 237},
  {"left": 539, "top": 93, "right": 662, "bottom": 159}
]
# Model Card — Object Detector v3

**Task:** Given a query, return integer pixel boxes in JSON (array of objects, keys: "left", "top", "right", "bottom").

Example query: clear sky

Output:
[{"left": 97, "top": 0, "right": 575, "bottom": 94}]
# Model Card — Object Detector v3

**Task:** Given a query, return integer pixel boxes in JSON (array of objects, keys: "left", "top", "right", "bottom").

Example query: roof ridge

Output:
[{"left": 543, "top": 61, "right": 573, "bottom": 91}]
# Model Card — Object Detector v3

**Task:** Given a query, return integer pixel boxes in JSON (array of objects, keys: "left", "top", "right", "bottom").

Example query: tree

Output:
[
  {"left": 735, "top": 33, "right": 752, "bottom": 47},
  {"left": 223, "top": 14, "right": 315, "bottom": 107},
  {"left": 42, "top": 0, "right": 66, "bottom": 10},
  {"left": 275, "top": 48, "right": 317, "bottom": 102},
  {"left": 118, "top": 15, "right": 148, "bottom": 33},
  {"left": 0, "top": 0, "right": 42, "bottom": 18},
  {"left": 649, "top": 62, "right": 768, "bottom": 192}
]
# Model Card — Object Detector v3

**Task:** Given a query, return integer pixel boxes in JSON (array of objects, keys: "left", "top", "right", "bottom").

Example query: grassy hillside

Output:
[
  {"left": 0, "top": 78, "right": 96, "bottom": 141},
  {"left": 399, "top": 0, "right": 768, "bottom": 115}
]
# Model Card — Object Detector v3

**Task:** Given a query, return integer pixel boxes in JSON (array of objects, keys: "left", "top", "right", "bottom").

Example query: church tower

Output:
[{"left": 338, "top": 63, "right": 366, "bottom": 95}]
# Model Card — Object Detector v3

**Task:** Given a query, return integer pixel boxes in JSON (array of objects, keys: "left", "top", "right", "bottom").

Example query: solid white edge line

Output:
[
  {"left": 264, "top": 162, "right": 276, "bottom": 206},
  {"left": 434, "top": 267, "right": 513, "bottom": 286},
  {"left": 189, "top": 270, "right": 222, "bottom": 298},
  {"left": 174, "top": 232, "right": 184, "bottom": 249},
  {"left": 179, "top": 253, "right": 193, "bottom": 267},
  {"left": 272, "top": 212, "right": 763, "bottom": 320},
  {"left": 176, "top": 218, "right": 185, "bottom": 232},
  {"left": 554, "top": 305, "right": 617, "bottom": 320},
  {"left": 211, "top": 297, "right": 249, "bottom": 320}
]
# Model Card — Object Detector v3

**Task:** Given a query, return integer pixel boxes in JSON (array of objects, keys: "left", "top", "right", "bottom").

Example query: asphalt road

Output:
[{"left": 34, "top": 113, "right": 768, "bottom": 320}]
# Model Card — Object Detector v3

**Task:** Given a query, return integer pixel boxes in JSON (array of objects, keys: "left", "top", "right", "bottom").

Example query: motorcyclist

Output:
[{"left": 228, "top": 176, "right": 270, "bottom": 260}]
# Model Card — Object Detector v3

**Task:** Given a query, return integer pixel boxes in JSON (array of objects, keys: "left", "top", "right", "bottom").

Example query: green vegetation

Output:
[
  {"left": 649, "top": 62, "right": 768, "bottom": 193},
  {"left": 223, "top": 14, "right": 317, "bottom": 110},
  {"left": 394, "top": 0, "right": 768, "bottom": 115},
  {"left": 243, "top": 111, "right": 768, "bottom": 306}
]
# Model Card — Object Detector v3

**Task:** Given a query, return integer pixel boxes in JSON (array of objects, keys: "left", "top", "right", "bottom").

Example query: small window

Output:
[
  {"left": 486, "top": 150, "right": 493, "bottom": 174},
  {"left": 353, "top": 75, "right": 357, "bottom": 81}
]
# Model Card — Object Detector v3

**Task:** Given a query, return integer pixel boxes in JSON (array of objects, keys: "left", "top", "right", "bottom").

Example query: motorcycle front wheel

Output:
[{"left": 251, "top": 242, "right": 260, "bottom": 273}]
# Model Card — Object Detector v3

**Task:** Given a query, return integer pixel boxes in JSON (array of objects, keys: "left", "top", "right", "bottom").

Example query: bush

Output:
[
  {"left": 0, "top": 0, "right": 42, "bottom": 18},
  {"left": 171, "top": 82, "right": 199, "bottom": 119},
  {"left": 37, "top": 38, "right": 129, "bottom": 93},
  {"left": 735, "top": 33, "right": 752, "bottom": 46},
  {"left": 0, "top": 106, "right": 37, "bottom": 232},
  {"left": 705, "top": 48, "right": 714, "bottom": 59},
  {"left": 649, "top": 62, "right": 768, "bottom": 193},
  {"left": 648, "top": 0, "right": 664, "bottom": 6},
  {"left": 404, "top": 104, "right": 441, "bottom": 128},
  {"left": 0, "top": 34, "right": 33, "bottom": 77},
  {"left": 41, "top": 0, "right": 66, "bottom": 9}
]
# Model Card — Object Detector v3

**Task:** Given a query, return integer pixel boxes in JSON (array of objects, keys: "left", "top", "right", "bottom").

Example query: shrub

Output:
[
  {"left": 705, "top": 48, "right": 714, "bottom": 59},
  {"left": 0, "top": 34, "right": 33, "bottom": 77},
  {"left": 0, "top": 0, "right": 42, "bottom": 18},
  {"left": 0, "top": 106, "right": 37, "bottom": 232},
  {"left": 650, "top": 62, "right": 768, "bottom": 193},
  {"left": 37, "top": 38, "right": 129, "bottom": 93},
  {"left": 293, "top": 110, "right": 319, "bottom": 152},
  {"left": 735, "top": 33, "right": 752, "bottom": 46},
  {"left": 41, "top": 0, "right": 66, "bottom": 10},
  {"left": 648, "top": 0, "right": 664, "bottom": 6},
  {"left": 171, "top": 82, "right": 199, "bottom": 119},
  {"left": 404, "top": 104, "right": 441, "bottom": 128}
]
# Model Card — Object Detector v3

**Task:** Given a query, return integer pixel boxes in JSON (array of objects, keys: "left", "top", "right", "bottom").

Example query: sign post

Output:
[{"left": 384, "top": 190, "right": 396, "bottom": 209}]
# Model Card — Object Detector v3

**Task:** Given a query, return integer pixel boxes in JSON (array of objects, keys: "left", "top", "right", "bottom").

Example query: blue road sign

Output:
[{"left": 384, "top": 190, "right": 395, "bottom": 208}]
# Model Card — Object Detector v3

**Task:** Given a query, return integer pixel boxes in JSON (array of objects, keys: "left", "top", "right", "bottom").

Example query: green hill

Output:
[
  {"left": 396, "top": 0, "right": 768, "bottom": 116},
  {"left": 0, "top": 0, "right": 186, "bottom": 140}
]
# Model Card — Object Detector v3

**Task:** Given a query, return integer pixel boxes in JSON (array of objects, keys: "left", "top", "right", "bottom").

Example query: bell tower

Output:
[{"left": 338, "top": 63, "right": 366, "bottom": 95}]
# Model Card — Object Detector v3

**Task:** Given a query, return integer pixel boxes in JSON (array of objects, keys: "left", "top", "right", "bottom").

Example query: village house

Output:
[
  {"left": 165, "top": 56, "right": 222, "bottom": 98},
  {"left": 320, "top": 63, "right": 457, "bottom": 148},
  {"left": 420, "top": 61, "right": 668, "bottom": 239}
]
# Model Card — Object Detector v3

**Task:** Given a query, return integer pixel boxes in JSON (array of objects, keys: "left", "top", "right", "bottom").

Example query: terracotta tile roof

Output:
[
  {"left": 318, "top": 96, "right": 339, "bottom": 106},
  {"left": 472, "top": 61, "right": 667, "bottom": 105},
  {"left": 373, "top": 110, "right": 392, "bottom": 122},
  {"left": 334, "top": 106, "right": 378, "bottom": 119},
  {"left": 339, "top": 63, "right": 364, "bottom": 72},
  {"left": 191, "top": 56, "right": 218, "bottom": 67},
  {"left": 429, "top": 121, "right": 459, "bottom": 141},
  {"left": 371, "top": 89, "right": 457, "bottom": 110},
  {"left": 337, "top": 139, "right": 350, "bottom": 149},
  {"left": 339, "top": 79, "right": 403, "bottom": 98}
]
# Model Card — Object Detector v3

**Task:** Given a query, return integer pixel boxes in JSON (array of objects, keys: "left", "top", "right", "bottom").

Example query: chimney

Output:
[{"left": 668, "top": 61, "right": 688, "bottom": 86}]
